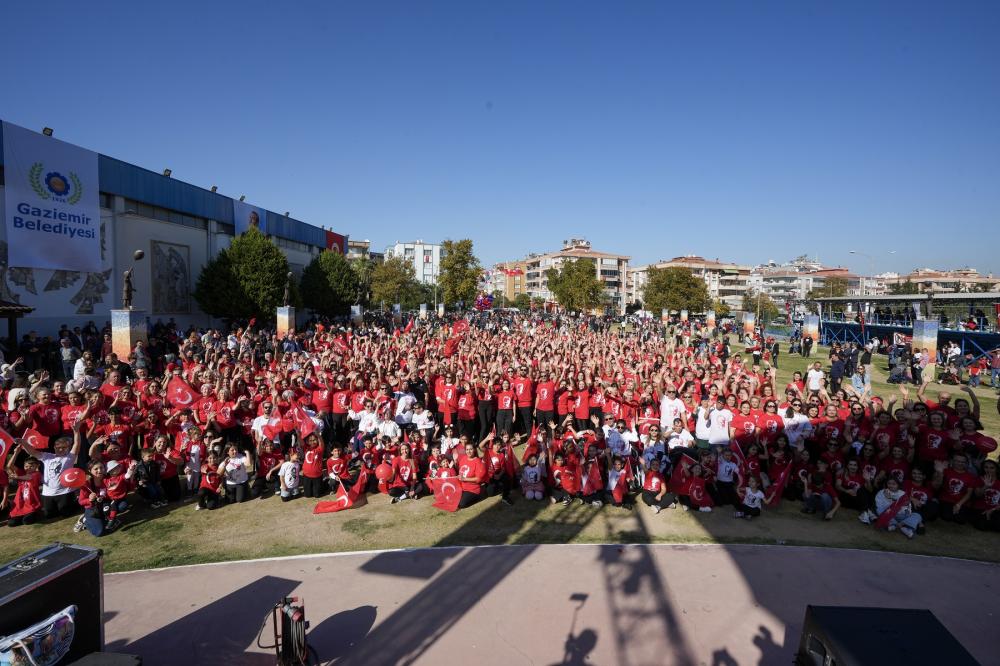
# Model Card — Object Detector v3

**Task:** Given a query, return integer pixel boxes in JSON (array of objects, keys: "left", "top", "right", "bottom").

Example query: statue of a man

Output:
[
  {"left": 283, "top": 272, "right": 293, "bottom": 307},
  {"left": 122, "top": 267, "right": 135, "bottom": 309}
]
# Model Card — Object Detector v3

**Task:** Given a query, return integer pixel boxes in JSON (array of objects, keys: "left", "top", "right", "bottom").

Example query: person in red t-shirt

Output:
[
  {"left": 640, "top": 458, "right": 675, "bottom": 513},
  {"left": 197, "top": 452, "right": 224, "bottom": 510},
  {"left": 325, "top": 443, "right": 353, "bottom": 491},
  {"left": 512, "top": 367, "right": 534, "bottom": 436},
  {"left": 728, "top": 401, "right": 757, "bottom": 452},
  {"left": 972, "top": 459, "right": 1000, "bottom": 532},
  {"left": 935, "top": 453, "right": 981, "bottom": 524},
  {"left": 389, "top": 442, "right": 423, "bottom": 502},
  {"left": 455, "top": 382, "right": 478, "bottom": 442},
  {"left": 6, "top": 456, "right": 43, "bottom": 526},
  {"left": 152, "top": 435, "right": 183, "bottom": 503},
  {"left": 455, "top": 442, "right": 486, "bottom": 508},
  {"left": 254, "top": 440, "right": 285, "bottom": 499},
  {"left": 13, "top": 389, "right": 63, "bottom": 446},
  {"left": 301, "top": 434, "right": 326, "bottom": 498},
  {"left": 495, "top": 379, "right": 516, "bottom": 437},
  {"left": 534, "top": 373, "right": 556, "bottom": 428}
]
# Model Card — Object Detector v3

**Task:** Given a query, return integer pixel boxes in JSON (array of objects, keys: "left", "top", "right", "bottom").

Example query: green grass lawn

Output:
[{"left": 2, "top": 346, "right": 998, "bottom": 573}]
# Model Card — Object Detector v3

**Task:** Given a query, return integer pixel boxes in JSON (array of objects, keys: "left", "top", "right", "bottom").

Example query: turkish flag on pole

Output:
[
  {"left": 609, "top": 470, "right": 627, "bottom": 504},
  {"left": 314, "top": 470, "right": 369, "bottom": 514},
  {"left": 874, "top": 493, "right": 910, "bottom": 530},
  {"left": 582, "top": 461, "right": 603, "bottom": 495},
  {"left": 166, "top": 376, "right": 197, "bottom": 408},
  {"left": 729, "top": 441, "right": 747, "bottom": 487},
  {"left": 431, "top": 477, "right": 462, "bottom": 512},
  {"left": 0, "top": 428, "right": 14, "bottom": 470},
  {"left": 23, "top": 428, "right": 48, "bottom": 450},
  {"left": 623, "top": 457, "right": 636, "bottom": 484},
  {"left": 503, "top": 443, "right": 519, "bottom": 478},
  {"left": 766, "top": 465, "right": 792, "bottom": 507},
  {"left": 669, "top": 453, "right": 698, "bottom": 494},
  {"left": 290, "top": 404, "right": 317, "bottom": 438}
]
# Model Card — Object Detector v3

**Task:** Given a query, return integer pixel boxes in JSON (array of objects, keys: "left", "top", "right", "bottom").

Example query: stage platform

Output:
[{"left": 103, "top": 544, "right": 998, "bottom": 665}]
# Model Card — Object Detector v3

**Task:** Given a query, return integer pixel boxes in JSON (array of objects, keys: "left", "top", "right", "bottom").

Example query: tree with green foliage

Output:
[
  {"left": 300, "top": 251, "right": 358, "bottom": 316},
  {"left": 438, "top": 239, "right": 482, "bottom": 307},
  {"left": 546, "top": 259, "right": 606, "bottom": 312},
  {"left": 806, "top": 276, "right": 849, "bottom": 313},
  {"left": 742, "top": 290, "right": 781, "bottom": 322},
  {"left": 888, "top": 279, "right": 919, "bottom": 295},
  {"left": 349, "top": 257, "right": 376, "bottom": 306},
  {"left": 642, "top": 267, "right": 710, "bottom": 314},
  {"left": 712, "top": 299, "right": 732, "bottom": 317},
  {"left": 808, "top": 276, "right": 849, "bottom": 299},
  {"left": 513, "top": 293, "right": 532, "bottom": 310},
  {"left": 399, "top": 280, "right": 436, "bottom": 310},
  {"left": 371, "top": 256, "right": 416, "bottom": 306},
  {"left": 194, "top": 227, "right": 294, "bottom": 322}
]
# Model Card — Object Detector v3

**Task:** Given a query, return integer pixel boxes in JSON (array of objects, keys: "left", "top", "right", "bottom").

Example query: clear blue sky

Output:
[{"left": 3, "top": 2, "right": 998, "bottom": 274}]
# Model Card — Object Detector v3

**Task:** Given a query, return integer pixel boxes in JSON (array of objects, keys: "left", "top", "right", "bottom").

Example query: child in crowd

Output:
[
  {"left": 734, "top": 476, "right": 765, "bottom": 520},
  {"left": 197, "top": 453, "right": 223, "bottom": 510},
  {"left": 279, "top": 450, "right": 301, "bottom": 502},
  {"left": 6, "top": 455, "right": 43, "bottom": 527},
  {"left": 521, "top": 453, "right": 546, "bottom": 500},
  {"left": 134, "top": 447, "right": 167, "bottom": 508}
]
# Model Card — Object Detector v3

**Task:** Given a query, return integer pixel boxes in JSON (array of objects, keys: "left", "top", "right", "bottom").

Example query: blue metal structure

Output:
[
  {"left": 0, "top": 121, "right": 337, "bottom": 248},
  {"left": 817, "top": 320, "right": 1000, "bottom": 360}
]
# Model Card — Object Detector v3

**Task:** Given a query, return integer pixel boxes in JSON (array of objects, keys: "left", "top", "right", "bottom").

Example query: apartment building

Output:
[
  {"left": 384, "top": 240, "right": 441, "bottom": 285},
  {"left": 518, "top": 239, "right": 630, "bottom": 314},
  {"left": 630, "top": 255, "right": 750, "bottom": 310}
]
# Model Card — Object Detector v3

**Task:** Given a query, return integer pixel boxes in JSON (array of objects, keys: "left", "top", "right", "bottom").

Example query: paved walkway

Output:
[{"left": 103, "top": 544, "right": 998, "bottom": 665}]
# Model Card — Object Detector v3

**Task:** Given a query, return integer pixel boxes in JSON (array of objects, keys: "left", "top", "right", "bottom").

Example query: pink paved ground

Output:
[{"left": 103, "top": 544, "right": 999, "bottom": 665}]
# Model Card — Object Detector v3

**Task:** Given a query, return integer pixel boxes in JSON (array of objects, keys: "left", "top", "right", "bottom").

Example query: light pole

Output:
[
  {"left": 850, "top": 250, "right": 896, "bottom": 296},
  {"left": 849, "top": 250, "right": 875, "bottom": 296}
]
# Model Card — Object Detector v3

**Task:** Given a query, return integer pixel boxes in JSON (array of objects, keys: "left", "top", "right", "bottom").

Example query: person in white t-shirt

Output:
[
  {"left": 18, "top": 426, "right": 83, "bottom": 518},
  {"left": 806, "top": 362, "right": 826, "bottom": 395},
  {"left": 665, "top": 418, "right": 695, "bottom": 451},
  {"left": 220, "top": 445, "right": 250, "bottom": 504},
  {"left": 707, "top": 399, "right": 733, "bottom": 447},
  {"left": 411, "top": 403, "right": 436, "bottom": 440},
  {"left": 658, "top": 387, "right": 686, "bottom": 430},
  {"left": 734, "top": 476, "right": 765, "bottom": 520},
  {"left": 278, "top": 451, "right": 301, "bottom": 501}
]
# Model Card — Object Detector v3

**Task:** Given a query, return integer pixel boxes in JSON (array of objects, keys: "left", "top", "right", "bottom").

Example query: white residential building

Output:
[{"left": 384, "top": 240, "right": 442, "bottom": 285}]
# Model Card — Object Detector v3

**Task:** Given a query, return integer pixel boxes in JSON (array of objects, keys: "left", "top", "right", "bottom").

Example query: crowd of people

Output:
[{"left": 1, "top": 310, "right": 998, "bottom": 544}]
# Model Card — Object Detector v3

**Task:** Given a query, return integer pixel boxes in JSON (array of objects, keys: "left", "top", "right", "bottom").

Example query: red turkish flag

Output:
[
  {"left": 729, "top": 441, "right": 748, "bottom": 488},
  {"left": 167, "top": 376, "right": 197, "bottom": 408},
  {"left": 23, "top": 428, "right": 49, "bottom": 450},
  {"left": 431, "top": 476, "right": 462, "bottom": 512},
  {"left": 290, "top": 404, "right": 317, "bottom": 438},
  {"left": 261, "top": 422, "right": 280, "bottom": 442},
  {"left": 0, "top": 428, "right": 14, "bottom": 470},
  {"left": 403, "top": 317, "right": 414, "bottom": 333},
  {"left": 503, "top": 443, "right": 519, "bottom": 478},
  {"left": 314, "top": 470, "right": 369, "bottom": 514},
  {"left": 451, "top": 320, "right": 469, "bottom": 337},
  {"left": 669, "top": 453, "right": 698, "bottom": 494},
  {"left": 582, "top": 461, "right": 603, "bottom": 495},
  {"left": 767, "top": 464, "right": 792, "bottom": 507}
]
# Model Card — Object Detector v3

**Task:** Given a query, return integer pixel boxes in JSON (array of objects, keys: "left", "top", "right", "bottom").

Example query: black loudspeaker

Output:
[
  {"left": 796, "top": 605, "right": 979, "bottom": 666},
  {"left": 0, "top": 543, "right": 104, "bottom": 664}
]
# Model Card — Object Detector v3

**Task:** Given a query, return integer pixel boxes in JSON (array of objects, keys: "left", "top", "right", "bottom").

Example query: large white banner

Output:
[
  {"left": 232, "top": 199, "right": 267, "bottom": 236},
  {"left": 2, "top": 121, "right": 101, "bottom": 272}
]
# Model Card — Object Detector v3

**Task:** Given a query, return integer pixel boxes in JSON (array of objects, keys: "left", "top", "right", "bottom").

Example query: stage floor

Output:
[{"left": 103, "top": 544, "right": 999, "bottom": 665}]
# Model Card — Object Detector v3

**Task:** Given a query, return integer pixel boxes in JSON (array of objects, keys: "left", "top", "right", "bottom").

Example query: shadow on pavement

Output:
[{"left": 105, "top": 574, "right": 300, "bottom": 665}]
